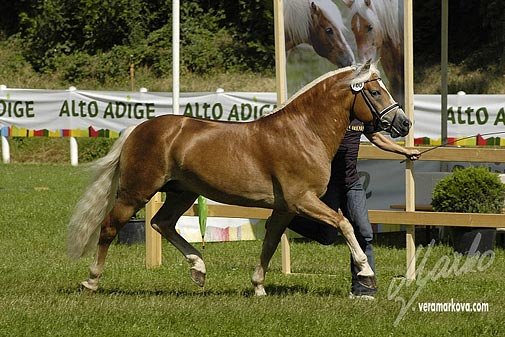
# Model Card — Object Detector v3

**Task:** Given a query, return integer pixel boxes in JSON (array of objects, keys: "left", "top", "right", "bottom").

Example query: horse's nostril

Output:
[{"left": 403, "top": 120, "right": 411, "bottom": 127}]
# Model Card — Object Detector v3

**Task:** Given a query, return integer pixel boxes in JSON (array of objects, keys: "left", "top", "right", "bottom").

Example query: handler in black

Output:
[{"left": 288, "top": 119, "right": 420, "bottom": 299}]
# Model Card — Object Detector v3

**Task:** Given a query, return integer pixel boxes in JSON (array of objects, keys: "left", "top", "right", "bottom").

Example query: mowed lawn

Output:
[{"left": 0, "top": 163, "right": 504, "bottom": 337}]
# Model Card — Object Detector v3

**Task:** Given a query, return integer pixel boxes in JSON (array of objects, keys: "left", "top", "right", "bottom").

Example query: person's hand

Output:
[{"left": 404, "top": 149, "right": 421, "bottom": 161}]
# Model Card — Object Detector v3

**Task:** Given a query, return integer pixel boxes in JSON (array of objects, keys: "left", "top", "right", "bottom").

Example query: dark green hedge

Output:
[{"left": 13, "top": 0, "right": 274, "bottom": 81}]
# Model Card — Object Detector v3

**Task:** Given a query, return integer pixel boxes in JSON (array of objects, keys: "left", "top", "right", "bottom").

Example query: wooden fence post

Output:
[
  {"left": 145, "top": 193, "right": 162, "bottom": 268},
  {"left": 404, "top": 0, "right": 416, "bottom": 281},
  {"left": 273, "top": 0, "right": 291, "bottom": 274}
]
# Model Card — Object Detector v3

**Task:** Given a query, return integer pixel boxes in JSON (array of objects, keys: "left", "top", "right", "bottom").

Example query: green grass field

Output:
[{"left": 1, "top": 164, "right": 504, "bottom": 336}]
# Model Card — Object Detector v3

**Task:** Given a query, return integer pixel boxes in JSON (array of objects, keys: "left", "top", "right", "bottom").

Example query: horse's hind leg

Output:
[
  {"left": 81, "top": 198, "right": 137, "bottom": 291},
  {"left": 252, "top": 211, "right": 293, "bottom": 296},
  {"left": 150, "top": 191, "right": 206, "bottom": 287}
]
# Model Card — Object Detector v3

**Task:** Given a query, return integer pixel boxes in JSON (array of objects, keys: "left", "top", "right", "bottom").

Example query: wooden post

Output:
[
  {"left": 404, "top": 0, "right": 416, "bottom": 281},
  {"left": 145, "top": 193, "right": 162, "bottom": 268},
  {"left": 144, "top": 0, "right": 180, "bottom": 269},
  {"left": 1, "top": 136, "right": 10, "bottom": 164},
  {"left": 129, "top": 57, "right": 135, "bottom": 92},
  {"left": 273, "top": 0, "right": 291, "bottom": 274},
  {"left": 440, "top": 0, "right": 449, "bottom": 172},
  {"left": 172, "top": 0, "right": 180, "bottom": 115},
  {"left": 441, "top": 0, "right": 449, "bottom": 146}
]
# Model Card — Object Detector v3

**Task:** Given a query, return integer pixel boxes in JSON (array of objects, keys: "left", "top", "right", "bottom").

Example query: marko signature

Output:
[{"left": 387, "top": 235, "right": 495, "bottom": 327}]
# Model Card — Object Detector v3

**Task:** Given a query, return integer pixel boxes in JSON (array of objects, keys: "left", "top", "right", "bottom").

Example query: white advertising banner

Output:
[
  {"left": 0, "top": 89, "right": 277, "bottom": 136},
  {"left": 2, "top": 90, "right": 505, "bottom": 140},
  {"left": 414, "top": 94, "right": 505, "bottom": 140}
]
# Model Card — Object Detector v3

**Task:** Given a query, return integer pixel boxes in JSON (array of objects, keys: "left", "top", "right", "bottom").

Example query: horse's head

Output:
[
  {"left": 349, "top": 61, "right": 410, "bottom": 138},
  {"left": 309, "top": 1, "right": 355, "bottom": 67},
  {"left": 343, "top": 0, "right": 385, "bottom": 62}
]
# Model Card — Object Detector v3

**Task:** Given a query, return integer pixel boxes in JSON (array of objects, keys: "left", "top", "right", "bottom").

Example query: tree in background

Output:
[
  {"left": 4, "top": 0, "right": 274, "bottom": 81},
  {"left": 413, "top": 0, "right": 504, "bottom": 67},
  {"left": 0, "top": 0, "right": 36, "bottom": 38},
  {"left": 480, "top": 0, "right": 505, "bottom": 67}
]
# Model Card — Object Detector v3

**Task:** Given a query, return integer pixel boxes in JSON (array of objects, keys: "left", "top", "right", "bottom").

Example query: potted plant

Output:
[
  {"left": 118, "top": 211, "right": 146, "bottom": 245},
  {"left": 431, "top": 166, "right": 505, "bottom": 254}
]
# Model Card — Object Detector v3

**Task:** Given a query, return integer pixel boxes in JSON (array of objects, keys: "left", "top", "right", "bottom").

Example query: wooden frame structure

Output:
[{"left": 144, "top": 0, "right": 505, "bottom": 279}]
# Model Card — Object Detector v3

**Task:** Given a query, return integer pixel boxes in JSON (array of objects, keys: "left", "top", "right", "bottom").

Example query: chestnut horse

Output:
[
  {"left": 68, "top": 61, "right": 411, "bottom": 296},
  {"left": 343, "top": 0, "right": 404, "bottom": 104},
  {"left": 285, "top": 0, "right": 355, "bottom": 67}
]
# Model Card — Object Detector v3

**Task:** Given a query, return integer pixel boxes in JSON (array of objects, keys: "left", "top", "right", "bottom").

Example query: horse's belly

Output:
[{"left": 178, "top": 170, "right": 276, "bottom": 209}]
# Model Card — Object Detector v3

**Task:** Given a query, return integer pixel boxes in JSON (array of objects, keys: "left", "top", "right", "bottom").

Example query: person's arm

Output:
[{"left": 364, "top": 132, "right": 421, "bottom": 161}]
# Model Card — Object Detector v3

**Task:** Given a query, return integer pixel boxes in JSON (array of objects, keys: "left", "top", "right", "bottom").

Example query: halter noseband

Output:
[{"left": 351, "top": 78, "right": 401, "bottom": 133}]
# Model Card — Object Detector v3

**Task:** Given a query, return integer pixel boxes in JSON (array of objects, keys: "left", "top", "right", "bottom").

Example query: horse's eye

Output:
[
  {"left": 325, "top": 27, "right": 334, "bottom": 35},
  {"left": 370, "top": 90, "right": 380, "bottom": 97},
  {"left": 367, "top": 25, "right": 373, "bottom": 32}
]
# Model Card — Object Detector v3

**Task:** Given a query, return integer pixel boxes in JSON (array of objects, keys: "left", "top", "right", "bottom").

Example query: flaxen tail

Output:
[{"left": 67, "top": 126, "right": 137, "bottom": 259}]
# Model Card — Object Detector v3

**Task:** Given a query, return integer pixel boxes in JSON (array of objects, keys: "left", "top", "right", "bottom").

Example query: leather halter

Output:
[{"left": 351, "top": 78, "right": 400, "bottom": 133}]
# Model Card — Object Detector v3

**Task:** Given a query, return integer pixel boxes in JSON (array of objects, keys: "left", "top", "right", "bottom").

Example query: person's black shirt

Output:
[{"left": 331, "top": 119, "right": 375, "bottom": 187}]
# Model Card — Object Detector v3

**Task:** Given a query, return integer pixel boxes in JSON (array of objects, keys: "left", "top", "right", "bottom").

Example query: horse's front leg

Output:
[
  {"left": 296, "top": 192, "right": 376, "bottom": 288},
  {"left": 252, "top": 211, "right": 293, "bottom": 296}
]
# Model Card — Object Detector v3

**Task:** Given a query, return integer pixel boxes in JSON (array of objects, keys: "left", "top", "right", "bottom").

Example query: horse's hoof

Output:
[
  {"left": 80, "top": 280, "right": 99, "bottom": 292},
  {"left": 357, "top": 275, "right": 377, "bottom": 290},
  {"left": 254, "top": 285, "right": 267, "bottom": 296},
  {"left": 190, "top": 268, "right": 206, "bottom": 287}
]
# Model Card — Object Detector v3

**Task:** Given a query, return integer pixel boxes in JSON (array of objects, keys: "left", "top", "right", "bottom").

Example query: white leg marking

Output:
[
  {"left": 339, "top": 218, "right": 375, "bottom": 277},
  {"left": 186, "top": 254, "right": 206, "bottom": 287},
  {"left": 186, "top": 254, "right": 206, "bottom": 274},
  {"left": 252, "top": 265, "right": 267, "bottom": 296}
]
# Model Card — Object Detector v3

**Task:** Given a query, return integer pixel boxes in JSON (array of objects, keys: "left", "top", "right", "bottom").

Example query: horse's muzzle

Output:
[{"left": 389, "top": 108, "right": 412, "bottom": 138}]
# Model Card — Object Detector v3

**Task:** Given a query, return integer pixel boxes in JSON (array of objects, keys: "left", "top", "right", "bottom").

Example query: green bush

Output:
[{"left": 431, "top": 166, "right": 505, "bottom": 213}]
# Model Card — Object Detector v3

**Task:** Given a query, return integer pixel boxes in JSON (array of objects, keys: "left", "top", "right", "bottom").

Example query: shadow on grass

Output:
[
  {"left": 264, "top": 284, "right": 345, "bottom": 297},
  {"left": 59, "top": 283, "right": 345, "bottom": 298}
]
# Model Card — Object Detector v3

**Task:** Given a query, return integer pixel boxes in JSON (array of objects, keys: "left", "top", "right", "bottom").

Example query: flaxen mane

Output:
[
  {"left": 284, "top": 0, "right": 347, "bottom": 45},
  {"left": 264, "top": 62, "right": 380, "bottom": 118},
  {"left": 348, "top": 0, "right": 402, "bottom": 48}
]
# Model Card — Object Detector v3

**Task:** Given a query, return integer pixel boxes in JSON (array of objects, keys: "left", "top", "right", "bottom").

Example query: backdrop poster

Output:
[{"left": 284, "top": 0, "right": 405, "bottom": 106}]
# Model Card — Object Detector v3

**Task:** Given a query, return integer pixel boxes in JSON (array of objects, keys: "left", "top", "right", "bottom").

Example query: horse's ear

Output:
[
  {"left": 352, "top": 59, "right": 372, "bottom": 78},
  {"left": 310, "top": 2, "right": 320, "bottom": 13},
  {"left": 360, "top": 59, "right": 372, "bottom": 74},
  {"left": 342, "top": 0, "right": 354, "bottom": 8}
]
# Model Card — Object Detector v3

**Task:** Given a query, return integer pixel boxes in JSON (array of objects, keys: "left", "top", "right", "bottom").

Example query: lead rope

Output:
[{"left": 399, "top": 131, "right": 505, "bottom": 163}]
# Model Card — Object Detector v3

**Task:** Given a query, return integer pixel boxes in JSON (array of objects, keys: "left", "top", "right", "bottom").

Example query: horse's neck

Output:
[
  {"left": 380, "top": 40, "right": 403, "bottom": 103},
  {"left": 374, "top": 0, "right": 401, "bottom": 45},
  {"left": 380, "top": 37, "right": 402, "bottom": 81},
  {"left": 286, "top": 84, "right": 351, "bottom": 159},
  {"left": 285, "top": 38, "right": 295, "bottom": 51},
  {"left": 284, "top": 0, "right": 311, "bottom": 46},
  {"left": 285, "top": 28, "right": 310, "bottom": 48}
]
